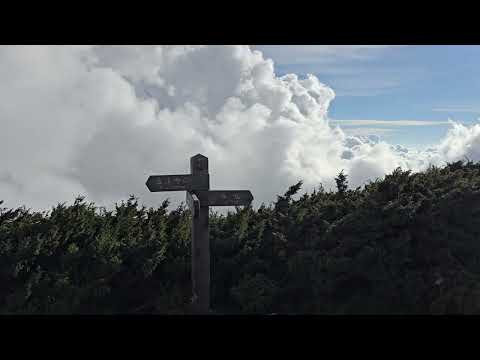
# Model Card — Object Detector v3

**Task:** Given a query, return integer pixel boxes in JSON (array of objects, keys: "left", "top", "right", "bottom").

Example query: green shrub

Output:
[{"left": 2, "top": 161, "right": 480, "bottom": 314}]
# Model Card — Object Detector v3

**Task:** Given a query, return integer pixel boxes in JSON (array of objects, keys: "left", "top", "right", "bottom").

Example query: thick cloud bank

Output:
[{"left": 0, "top": 45, "right": 477, "bottom": 211}]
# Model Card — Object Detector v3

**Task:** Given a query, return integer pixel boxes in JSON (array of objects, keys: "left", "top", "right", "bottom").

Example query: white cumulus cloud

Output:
[{"left": 0, "top": 45, "right": 479, "bottom": 212}]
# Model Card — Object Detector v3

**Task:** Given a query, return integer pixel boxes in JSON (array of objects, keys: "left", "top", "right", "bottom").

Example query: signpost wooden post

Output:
[{"left": 146, "top": 154, "right": 253, "bottom": 314}]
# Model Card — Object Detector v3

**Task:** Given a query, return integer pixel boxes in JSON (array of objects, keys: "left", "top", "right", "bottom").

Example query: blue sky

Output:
[{"left": 257, "top": 45, "right": 480, "bottom": 148}]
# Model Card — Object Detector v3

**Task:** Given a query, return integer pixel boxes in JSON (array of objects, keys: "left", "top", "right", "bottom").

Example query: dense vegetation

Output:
[{"left": 2, "top": 161, "right": 480, "bottom": 314}]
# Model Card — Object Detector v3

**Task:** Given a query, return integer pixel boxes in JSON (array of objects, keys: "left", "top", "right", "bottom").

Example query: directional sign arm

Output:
[
  {"left": 146, "top": 174, "right": 209, "bottom": 192},
  {"left": 194, "top": 190, "right": 253, "bottom": 207}
]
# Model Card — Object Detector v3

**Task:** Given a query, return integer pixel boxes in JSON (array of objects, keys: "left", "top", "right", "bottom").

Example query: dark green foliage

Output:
[
  {"left": 335, "top": 170, "right": 348, "bottom": 195},
  {"left": 2, "top": 161, "right": 480, "bottom": 314}
]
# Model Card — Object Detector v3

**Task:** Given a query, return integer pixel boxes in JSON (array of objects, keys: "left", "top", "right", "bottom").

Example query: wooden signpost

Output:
[{"left": 146, "top": 154, "right": 253, "bottom": 314}]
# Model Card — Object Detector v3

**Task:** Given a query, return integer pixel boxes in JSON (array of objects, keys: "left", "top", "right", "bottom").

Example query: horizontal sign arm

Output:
[
  {"left": 146, "top": 174, "right": 209, "bottom": 192},
  {"left": 194, "top": 190, "right": 253, "bottom": 207}
]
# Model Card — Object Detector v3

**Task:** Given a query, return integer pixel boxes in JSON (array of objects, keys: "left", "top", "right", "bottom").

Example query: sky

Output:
[
  {"left": 1, "top": 45, "right": 480, "bottom": 212},
  {"left": 258, "top": 45, "right": 480, "bottom": 148}
]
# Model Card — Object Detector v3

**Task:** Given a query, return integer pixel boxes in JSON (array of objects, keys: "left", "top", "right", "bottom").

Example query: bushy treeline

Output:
[{"left": 2, "top": 161, "right": 480, "bottom": 314}]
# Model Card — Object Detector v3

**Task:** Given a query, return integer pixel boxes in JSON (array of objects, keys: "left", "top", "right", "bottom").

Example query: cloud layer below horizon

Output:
[{"left": 1, "top": 45, "right": 479, "bottom": 211}]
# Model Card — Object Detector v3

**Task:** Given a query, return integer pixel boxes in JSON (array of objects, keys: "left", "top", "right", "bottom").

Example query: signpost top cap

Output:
[
  {"left": 191, "top": 154, "right": 208, "bottom": 161},
  {"left": 190, "top": 154, "right": 208, "bottom": 174}
]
